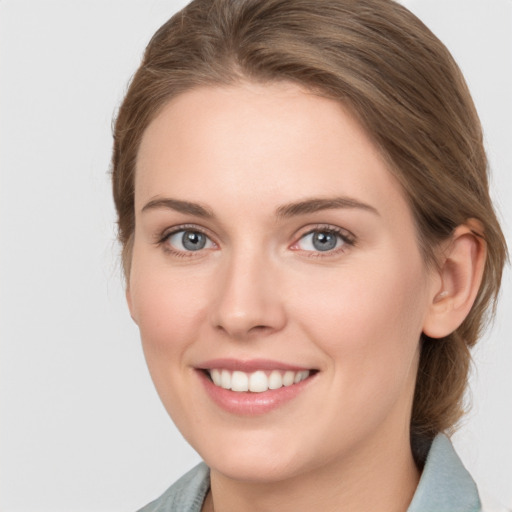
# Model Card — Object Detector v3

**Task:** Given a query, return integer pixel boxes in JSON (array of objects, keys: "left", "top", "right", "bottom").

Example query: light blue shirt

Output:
[{"left": 137, "top": 434, "right": 481, "bottom": 512}]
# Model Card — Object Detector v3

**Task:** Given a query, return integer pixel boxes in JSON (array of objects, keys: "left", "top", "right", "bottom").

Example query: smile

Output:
[
  {"left": 206, "top": 369, "right": 311, "bottom": 393},
  {"left": 197, "top": 359, "right": 318, "bottom": 415}
]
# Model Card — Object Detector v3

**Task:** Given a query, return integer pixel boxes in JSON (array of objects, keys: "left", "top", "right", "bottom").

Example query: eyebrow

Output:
[
  {"left": 141, "top": 195, "right": 379, "bottom": 219},
  {"left": 141, "top": 198, "right": 214, "bottom": 218},
  {"left": 275, "top": 197, "right": 379, "bottom": 218}
]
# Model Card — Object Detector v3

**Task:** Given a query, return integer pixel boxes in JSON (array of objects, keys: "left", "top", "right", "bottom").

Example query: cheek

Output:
[
  {"left": 128, "top": 261, "right": 214, "bottom": 425},
  {"left": 289, "top": 250, "right": 428, "bottom": 380},
  {"left": 129, "top": 258, "right": 210, "bottom": 363}
]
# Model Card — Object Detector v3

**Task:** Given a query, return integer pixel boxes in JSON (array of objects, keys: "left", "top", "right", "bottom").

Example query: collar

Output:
[{"left": 407, "top": 434, "right": 481, "bottom": 512}]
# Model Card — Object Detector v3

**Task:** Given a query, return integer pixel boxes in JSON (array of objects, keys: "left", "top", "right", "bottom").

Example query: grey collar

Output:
[{"left": 407, "top": 434, "right": 481, "bottom": 512}]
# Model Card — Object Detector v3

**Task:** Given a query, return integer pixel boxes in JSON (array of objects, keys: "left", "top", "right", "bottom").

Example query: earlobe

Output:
[{"left": 422, "top": 220, "right": 487, "bottom": 339}]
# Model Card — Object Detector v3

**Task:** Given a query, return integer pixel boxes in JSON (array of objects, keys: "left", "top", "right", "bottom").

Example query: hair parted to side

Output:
[{"left": 112, "top": 0, "right": 507, "bottom": 445}]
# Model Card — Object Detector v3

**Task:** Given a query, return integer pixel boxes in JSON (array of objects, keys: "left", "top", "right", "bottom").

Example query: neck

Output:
[{"left": 205, "top": 429, "right": 420, "bottom": 512}]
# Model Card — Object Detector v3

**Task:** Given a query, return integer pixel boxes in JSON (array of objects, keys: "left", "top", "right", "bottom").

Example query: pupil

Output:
[
  {"left": 182, "top": 231, "right": 206, "bottom": 251},
  {"left": 313, "top": 231, "right": 337, "bottom": 251}
]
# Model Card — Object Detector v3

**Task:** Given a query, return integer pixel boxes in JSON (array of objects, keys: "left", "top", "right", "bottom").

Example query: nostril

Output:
[
  {"left": 248, "top": 325, "right": 273, "bottom": 334},
  {"left": 213, "top": 323, "right": 275, "bottom": 339}
]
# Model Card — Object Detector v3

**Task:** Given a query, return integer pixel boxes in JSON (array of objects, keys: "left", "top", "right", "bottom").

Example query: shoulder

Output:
[{"left": 136, "top": 463, "right": 210, "bottom": 512}]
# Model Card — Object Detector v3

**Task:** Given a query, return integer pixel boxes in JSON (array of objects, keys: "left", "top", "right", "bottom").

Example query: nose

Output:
[{"left": 209, "top": 250, "right": 287, "bottom": 340}]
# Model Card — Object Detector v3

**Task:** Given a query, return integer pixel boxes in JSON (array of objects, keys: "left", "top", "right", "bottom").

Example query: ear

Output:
[{"left": 422, "top": 220, "right": 487, "bottom": 339}]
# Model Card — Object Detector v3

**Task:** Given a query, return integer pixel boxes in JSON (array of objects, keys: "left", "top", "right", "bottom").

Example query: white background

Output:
[{"left": 1, "top": 1, "right": 511, "bottom": 510}]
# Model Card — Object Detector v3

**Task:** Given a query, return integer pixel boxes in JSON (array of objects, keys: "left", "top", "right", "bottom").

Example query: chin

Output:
[
  {"left": 208, "top": 453, "right": 305, "bottom": 484},
  {"left": 191, "top": 428, "right": 312, "bottom": 483}
]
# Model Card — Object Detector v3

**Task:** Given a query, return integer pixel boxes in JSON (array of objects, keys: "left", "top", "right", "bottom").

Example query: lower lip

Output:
[{"left": 197, "top": 370, "right": 315, "bottom": 415}]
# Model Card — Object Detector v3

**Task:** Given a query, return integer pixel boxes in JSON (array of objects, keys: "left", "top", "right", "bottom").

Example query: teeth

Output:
[
  {"left": 282, "top": 371, "right": 295, "bottom": 387},
  {"left": 210, "top": 369, "right": 222, "bottom": 386},
  {"left": 249, "top": 371, "right": 268, "bottom": 393},
  {"left": 221, "top": 369, "right": 231, "bottom": 389},
  {"left": 208, "top": 369, "right": 310, "bottom": 393},
  {"left": 231, "top": 371, "right": 249, "bottom": 392},
  {"left": 268, "top": 370, "right": 283, "bottom": 390}
]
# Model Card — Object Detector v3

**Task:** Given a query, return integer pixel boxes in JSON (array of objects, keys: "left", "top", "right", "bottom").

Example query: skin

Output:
[{"left": 127, "top": 82, "right": 484, "bottom": 512}]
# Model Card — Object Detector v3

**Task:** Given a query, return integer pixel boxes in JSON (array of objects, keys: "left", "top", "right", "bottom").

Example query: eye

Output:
[
  {"left": 293, "top": 227, "right": 353, "bottom": 253},
  {"left": 164, "top": 229, "right": 215, "bottom": 253}
]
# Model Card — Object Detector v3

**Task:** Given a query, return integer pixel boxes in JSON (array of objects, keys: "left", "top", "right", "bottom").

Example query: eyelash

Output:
[
  {"left": 157, "top": 224, "right": 217, "bottom": 258},
  {"left": 291, "top": 224, "right": 356, "bottom": 257},
  {"left": 156, "top": 224, "right": 356, "bottom": 258}
]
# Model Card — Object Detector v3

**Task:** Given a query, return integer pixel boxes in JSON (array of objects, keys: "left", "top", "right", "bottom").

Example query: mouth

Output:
[
  {"left": 202, "top": 368, "right": 314, "bottom": 393},
  {"left": 196, "top": 360, "right": 319, "bottom": 415}
]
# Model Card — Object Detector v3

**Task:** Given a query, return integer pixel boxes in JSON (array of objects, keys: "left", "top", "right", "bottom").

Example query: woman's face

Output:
[{"left": 128, "top": 82, "right": 439, "bottom": 482}]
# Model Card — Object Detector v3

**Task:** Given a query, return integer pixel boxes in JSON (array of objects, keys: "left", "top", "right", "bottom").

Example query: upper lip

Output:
[{"left": 197, "top": 358, "right": 314, "bottom": 372}]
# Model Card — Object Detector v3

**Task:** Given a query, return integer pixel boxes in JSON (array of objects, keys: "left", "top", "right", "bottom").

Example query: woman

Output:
[{"left": 111, "top": 0, "right": 508, "bottom": 510}]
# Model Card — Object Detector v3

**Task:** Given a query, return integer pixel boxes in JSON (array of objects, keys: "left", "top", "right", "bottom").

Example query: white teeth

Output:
[
  {"left": 221, "top": 369, "right": 231, "bottom": 389},
  {"left": 249, "top": 371, "right": 268, "bottom": 393},
  {"left": 231, "top": 371, "right": 249, "bottom": 391},
  {"left": 268, "top": 370, "right": 283, "bottom": 389},
  {"left": 210, "top": 369, "right": 222, "bottom": 386},
  {"left": 208, "top": 369, "right": 311, "bottom": 392},
  {"left": 282, "top": 371, "right": 295, "bottom": 387},
  {"left": 295, "top": 370, "right": 309, "bottom": 383}
]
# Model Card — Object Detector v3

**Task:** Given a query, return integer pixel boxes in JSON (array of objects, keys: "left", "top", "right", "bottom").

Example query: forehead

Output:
[{"left": 135, "top": 82, "right": 408, "bottom": 223}]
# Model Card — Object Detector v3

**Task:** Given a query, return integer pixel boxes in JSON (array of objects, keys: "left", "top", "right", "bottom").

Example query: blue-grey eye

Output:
[
  {"left": 298, "top": 230, "right": 344, "bottom": 252},
  {"left": 167, "top": 230, "right": 214, "bottom": 252}
]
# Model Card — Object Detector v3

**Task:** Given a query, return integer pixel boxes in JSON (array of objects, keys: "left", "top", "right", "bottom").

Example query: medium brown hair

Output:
[{"left": 112, "top": 0, "right": 507, "bottom": 442}]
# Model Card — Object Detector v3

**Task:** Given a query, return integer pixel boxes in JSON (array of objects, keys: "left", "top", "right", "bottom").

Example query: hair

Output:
[{"left": 111, "top": 0, "right": 507, "bottom": 451}]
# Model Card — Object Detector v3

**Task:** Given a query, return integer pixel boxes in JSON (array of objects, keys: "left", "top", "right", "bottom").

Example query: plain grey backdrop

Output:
[{"left": 1, "top": 1, "right": 511, "bottom": 510}]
